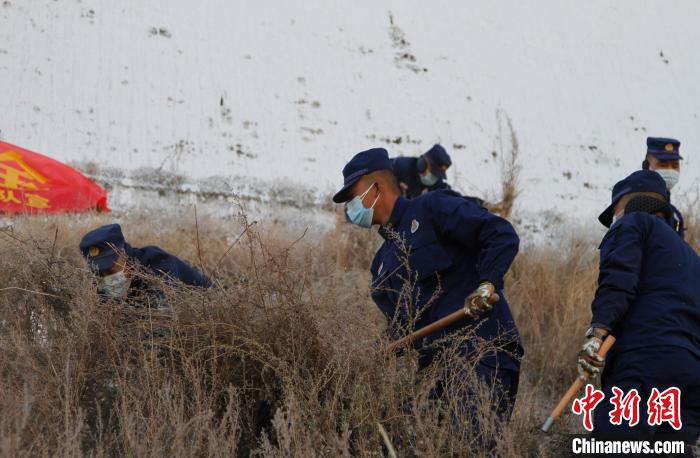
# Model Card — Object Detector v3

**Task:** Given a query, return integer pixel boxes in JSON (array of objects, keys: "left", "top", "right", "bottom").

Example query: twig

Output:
[
  {"left": 287, "top": 227, "right": 308, "bottom": 250},
  {"left": 0, "top": 227, "right": 26, "bottom": 245},
  {"left": 213, "top": 222, "right": 257, "bottom": 272},
  {"left": 49, "top": 226, "right": 59, "bottom": 266},
  {"left": 376, "top": 422, "right": 397, "bottom": 458},
  {"left": 0, "top": 287, "right": 60, "bottom": 298},
  {"left": 194, "top": 205, "right": 207, "bottom": 278}
]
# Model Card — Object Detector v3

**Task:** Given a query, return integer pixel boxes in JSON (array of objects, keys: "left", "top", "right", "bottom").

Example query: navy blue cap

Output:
[
  {"left": 424, "top": 144, "right": 451, "bottom": 180},
  {"left": 333, "top": 148, "right": 392, "bottom": 203},
  {"left": 79, "top": 224, "right": 126, "bottom": 273},
  {"left": 647, "top": 137, "right": 683, "bottom": 161},
  {"left": 598, "top": 170, "right": 669, "bottom": 227}
]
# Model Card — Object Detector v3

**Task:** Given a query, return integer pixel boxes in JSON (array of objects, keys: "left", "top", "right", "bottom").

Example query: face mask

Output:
[
  {"left": 345, "top": 183, "right": 380, "bottom": 228},
  {"left": 611, "top": 211, "right": 624, "bottom": 226},
  {"left": 654, "top": 169, "right": 680, "bottom": 190},
  {"left": 420, "top": 172, "right": 439, "bottom": 187},
  {"left": 98, "top": 270, "right": 132, "bottom": 298}
]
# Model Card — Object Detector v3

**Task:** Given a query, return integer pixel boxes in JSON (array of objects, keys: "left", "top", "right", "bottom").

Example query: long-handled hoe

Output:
[
  {"left": 387, "top": 293, "right": 500, "bottom": 353},
  {"left": 540, "top": 335, "right": 616, "bottom": 432}
]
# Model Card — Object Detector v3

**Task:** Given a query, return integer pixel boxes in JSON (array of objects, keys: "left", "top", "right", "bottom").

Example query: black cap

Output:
[
  {"left": 79, "top": 224, "right": 125, "bottom": 273},
  {"left": 646, "top": 137, "right": 682, "bottom": 161},
  {"left": 333, "top": 148, "right": 392, "bottom": 203},
  {"left": 424, "top": 144, "right": 451, "bottom": 180},
  {"left": 598, "top": 171, "right": 669, "bottom": 228}
]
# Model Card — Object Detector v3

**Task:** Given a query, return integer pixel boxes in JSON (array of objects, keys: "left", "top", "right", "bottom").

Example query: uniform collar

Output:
[{"left": 379, "top": 196, "right": 409, "bottom": 239}]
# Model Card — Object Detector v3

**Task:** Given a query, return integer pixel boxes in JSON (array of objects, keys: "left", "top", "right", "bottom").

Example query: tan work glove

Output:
[
  {"left": 577, "top": 328, "right": 608, "bottom": 380},
  {"left": 464, "top": 282, "right": 498, "bottom": 319}
]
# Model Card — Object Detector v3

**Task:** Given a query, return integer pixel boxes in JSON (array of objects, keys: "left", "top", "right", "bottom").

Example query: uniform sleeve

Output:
[
  {"left": 432, "top": 196, "right": 519, "bottom": 290},
  {"left": 166, "top": 256, "right": 212, "bottom": 288},
  {"left": 590, "top": 217, "right": 646, "bottom": 329},
  {"left": 143, "top": 247, "right": 212, "bottom": 288}
]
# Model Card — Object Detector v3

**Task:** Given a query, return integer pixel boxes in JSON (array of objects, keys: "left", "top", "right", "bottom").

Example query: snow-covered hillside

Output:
[{"left": 1, "top": 0, "right": 698, "bottom": 238}]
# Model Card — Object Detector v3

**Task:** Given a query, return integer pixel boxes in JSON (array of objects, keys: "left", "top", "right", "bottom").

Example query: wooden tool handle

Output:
[
  {"left": 386, "top": 293, "right": 499, "bottom": 353},
  {"left": 541, "top": 335, "right": 616, "bottom": 432}
]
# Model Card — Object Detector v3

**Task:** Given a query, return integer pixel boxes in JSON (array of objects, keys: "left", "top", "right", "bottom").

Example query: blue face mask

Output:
[
  {"left": 654, "top": 169, "right": 680, "bottom": 190},
  {"left": 420, "top": 172, "right": 439, "bottom": 187},
  {"left": 345, "top": 183, "right": 380, "bottom": 228}
]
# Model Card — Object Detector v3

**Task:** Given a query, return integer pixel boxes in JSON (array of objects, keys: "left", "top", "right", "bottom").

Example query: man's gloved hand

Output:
[
  {"left": 464, "top": 282, "right": 498, "bottom": 319},
  {"left": 577, "top": 328, "right": 608, "bottom": 380}
]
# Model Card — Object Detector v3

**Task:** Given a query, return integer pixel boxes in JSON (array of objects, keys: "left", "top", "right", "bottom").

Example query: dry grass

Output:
[
  {"left": 481, "top": 110, "right": 521, "bottom": 219},
  {"left": 0, "top": 203, "right": 698, "bottom": 457}
]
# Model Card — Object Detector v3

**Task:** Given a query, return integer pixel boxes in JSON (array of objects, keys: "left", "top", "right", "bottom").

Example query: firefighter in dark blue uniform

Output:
[
  {"left": 80, "top": 224, "right": 211, "bottom": 305},
  {"left": 392, "top": 144, "right": 486, "bottom": 206},
  {"left": 642, "top": 137, "right": 685, "bottom": 239},
  {"left": 577, "top": 171, "right": 700, "bottom": 444},
  {"left": 334, "top": 147, "right": 523, "bottom": 422},
  {"left": 391, "top": 144, "right": 452, "bottom": 199}
]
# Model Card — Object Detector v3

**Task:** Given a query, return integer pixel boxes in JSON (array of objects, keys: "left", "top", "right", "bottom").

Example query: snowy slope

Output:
[{"left": 1, "top": 0, "right": 698, "bottom": 237}]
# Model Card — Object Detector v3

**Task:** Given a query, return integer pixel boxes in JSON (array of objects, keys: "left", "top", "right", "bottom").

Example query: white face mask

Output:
[
  {"left": 654, "top": 169, "right": 680, "bottom": 190},
  {"left": 98, "top": 270, "right": 132, "bottom": 298}
]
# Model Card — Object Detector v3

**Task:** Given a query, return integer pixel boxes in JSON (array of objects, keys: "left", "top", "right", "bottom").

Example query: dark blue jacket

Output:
[
  {"left": 370, "top": 191, "right": 522, "bottom": 371},
  {"left": 126, "top": 244, "right": 211, "bottom": 288},
  {"left": 391, "top": 156, "right": 450, "bottom": 199},
  {"left": 591, "top": 212, "right": 700, "bottom": 359}
]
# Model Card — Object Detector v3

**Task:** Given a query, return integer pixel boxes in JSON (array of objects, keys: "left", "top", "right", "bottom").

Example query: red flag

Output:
[{"left": 0, "top": 141, "right": 109, "bottom": 214}]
